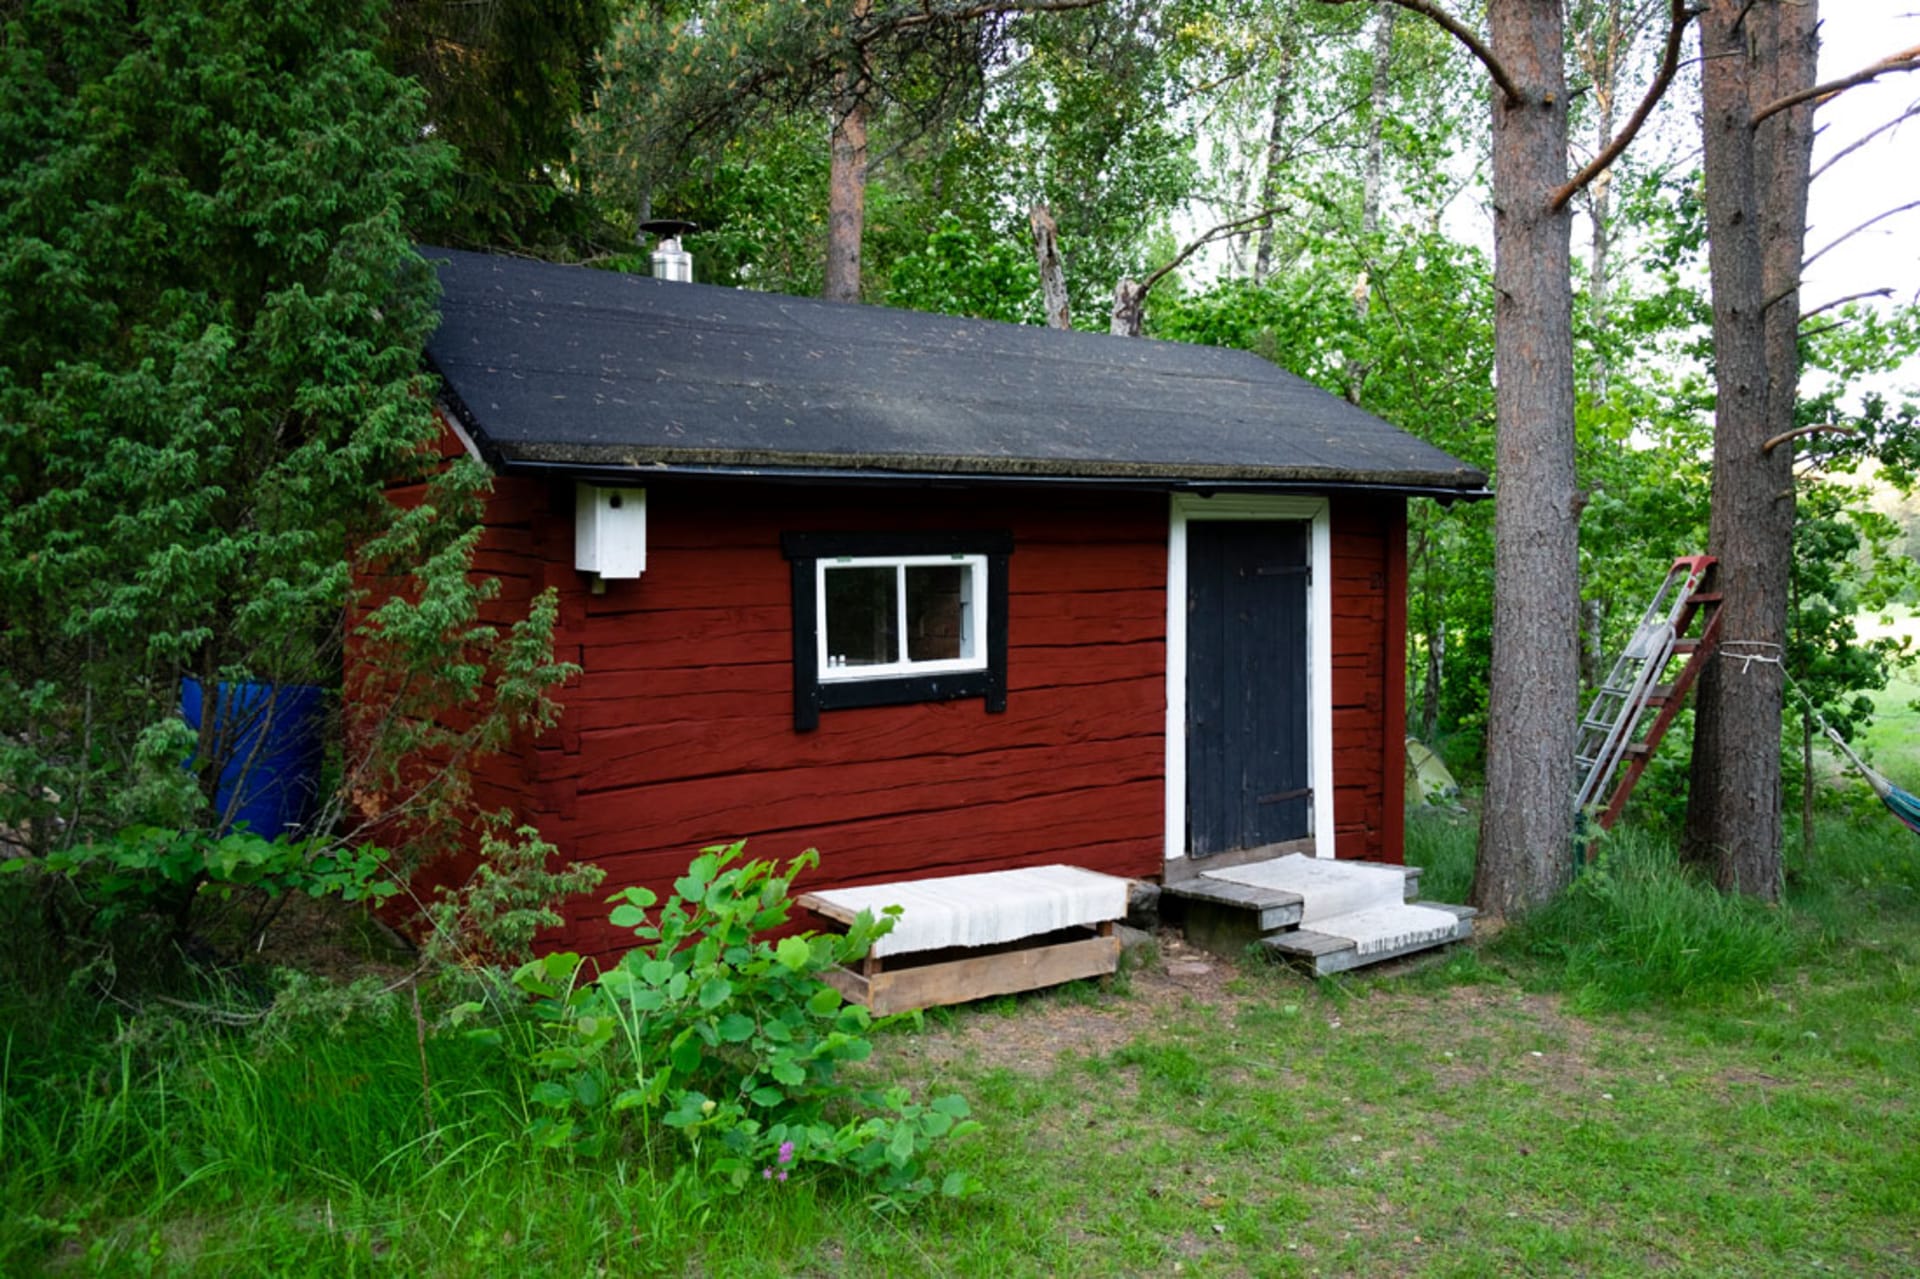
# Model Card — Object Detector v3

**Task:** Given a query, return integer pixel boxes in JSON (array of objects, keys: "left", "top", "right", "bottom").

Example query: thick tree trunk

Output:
[
  {"left": 1682, "top": 0, "right": 1816, "bottom": 900},
  {"left": 824, "top": 0, "right": 872, "bottom": 304},
  {"left": 1031, "top": 203, "right": 1071, "bottom": 329},
  {"left": 1471, "top": 0, "right": 1579, "bottom": 919},
  {"left": 824, "top": 92, "right": 868, "bottom": 303}
]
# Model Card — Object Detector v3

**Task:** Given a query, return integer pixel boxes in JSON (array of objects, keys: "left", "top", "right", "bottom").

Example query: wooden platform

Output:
[{"left": 798, "top": 865, "right": 1129, "bottom": 1014}]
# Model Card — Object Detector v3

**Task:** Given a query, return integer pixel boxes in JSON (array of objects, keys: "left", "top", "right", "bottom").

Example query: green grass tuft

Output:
[
  {"left": 1403, "top": 806, "right": 1477, "bottom": 904},
  {"left": 1500, "top": 827, "right": 1799, "bottom": 1011}
]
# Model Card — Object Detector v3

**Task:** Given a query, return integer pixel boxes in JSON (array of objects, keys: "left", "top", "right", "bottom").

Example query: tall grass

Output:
[
  {"left": 0, "top": 979, "right": 758, "bottom": 1276},
  {"left": 1499, "top": 826, "right": 1800, "bottom": 1010},
  {"left": 1403, "top": 807, "right": 1476, "bottom": 903}
]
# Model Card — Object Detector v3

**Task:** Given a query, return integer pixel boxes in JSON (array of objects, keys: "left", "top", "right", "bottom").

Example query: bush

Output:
[{"left": 471, "top": 842, "right": 980, "bottom": 1207}]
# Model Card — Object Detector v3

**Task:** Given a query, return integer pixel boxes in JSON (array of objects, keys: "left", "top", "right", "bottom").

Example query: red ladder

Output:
[{"left": 1575, "top": 555, "right": 1723, "bottom": 846}]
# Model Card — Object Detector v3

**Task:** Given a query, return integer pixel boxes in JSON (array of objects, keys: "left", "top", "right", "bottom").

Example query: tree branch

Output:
[
  {"left": 1141, "top": 206, "right": 1288, "bottom": 292},
  {"left": 1550, "top": 0, "right": 1697, "bottom": 212},
  {"left": 864, "top": 0, "right": 1107, "bottom": 41},
  {"left": 1753, "top": 43, "right": 1920, "bottom": 125},
  {"left": 1763, "top": 425, "right": 1859, "bottom": 454},
  {"left": 1800, "top": 287, "right": 1894, "bottom": 323},
  {"left": 1803, "top": 198, "right": 1920, "bottom": 274},
  {"left": 1322, "top": 0, "right": 1522, "bottom": 105},
  {"left": 1810, "top": 98, "right": 1920, "bottom": 184}
]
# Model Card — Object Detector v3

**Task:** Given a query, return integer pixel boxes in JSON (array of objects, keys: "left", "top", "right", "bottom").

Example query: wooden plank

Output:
[
  {"left": 540, "top": 675, "right": 1165, "bottom": 787},
  {"left": 857, "top": 934, "right": 1121, "bottom": 1014},
  {"left": 564, "top": 774, "right": 1166, "bottom": 875}
]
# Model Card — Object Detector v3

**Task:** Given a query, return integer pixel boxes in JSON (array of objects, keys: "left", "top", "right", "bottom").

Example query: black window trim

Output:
[{"left": 782, "top": 530, "right": 1013, "bottom": 732}]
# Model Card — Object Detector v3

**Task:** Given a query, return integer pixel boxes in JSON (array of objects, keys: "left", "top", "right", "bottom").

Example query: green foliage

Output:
[
  {"left": 1402, "top": 807, "right": 1476, "bottom": 905},
  {"left": 382, "top": 0, "right": 618, "bottom": 251},
  {"left": 0, "top": 0, "right": 574, "bottom": 966},
  {"left": 0, "top": 0, "right": 452, "bottom": 845},
  {"left": 481, "top": 842, "right": 979, "bottom": 1206},
  {"left": 884, "top": 215, "right": 1041, "bottom": 323},
  {"left": 423, "top": 815, "right": 605, "bottom": 967},
  {"left": 1502, "top": 828, "right": 1800, "bottom": 1010},
  {"left": 43, "top": 825, "right": 397, "bottom": 930}
]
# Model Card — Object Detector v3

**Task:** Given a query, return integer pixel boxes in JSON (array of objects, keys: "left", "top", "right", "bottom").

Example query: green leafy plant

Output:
[
  {"left": 476, "top": 842, "right": 980, "bottom": 1205},
  {"left": 39, "top": 825, "right": 397, "bottom": 944}
]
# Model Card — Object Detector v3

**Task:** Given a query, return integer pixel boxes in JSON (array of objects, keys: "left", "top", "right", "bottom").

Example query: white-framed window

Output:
[
  {"left": 817, "top": 554, "right": 987, "bottom": 681},
  {"left": 780, "top": 530, "right": 1013, "bottom": 732}
]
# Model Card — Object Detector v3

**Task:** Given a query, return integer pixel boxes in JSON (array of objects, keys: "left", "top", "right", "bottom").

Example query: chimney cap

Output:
[{"left": 639, "top": 218, "right": 699, "bottom": 241}]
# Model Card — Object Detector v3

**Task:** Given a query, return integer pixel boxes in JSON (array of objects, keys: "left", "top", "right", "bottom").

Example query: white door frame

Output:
[{"left": 1164, "top": 493, "right": 1334, "bottom": 867}]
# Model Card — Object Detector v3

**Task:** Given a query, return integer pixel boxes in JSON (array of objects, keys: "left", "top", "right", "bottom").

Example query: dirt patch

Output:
[{"left": 885, "top": 930, "right": 1272, "bottom": 1080}]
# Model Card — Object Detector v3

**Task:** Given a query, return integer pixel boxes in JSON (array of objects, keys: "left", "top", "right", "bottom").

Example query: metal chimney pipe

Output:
[{"left": 640, "top": 219, "right": 698, "bottom": 283}]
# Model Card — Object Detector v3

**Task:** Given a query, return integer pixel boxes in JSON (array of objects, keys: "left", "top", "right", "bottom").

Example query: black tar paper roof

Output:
[{"left": 423, "top": 247, "right": 1486, "bottom": 494}]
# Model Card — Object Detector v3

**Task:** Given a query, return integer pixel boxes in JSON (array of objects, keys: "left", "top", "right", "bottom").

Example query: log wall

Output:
[
  {"left": 364, "top": 427, "right": 1410, "bottom": 956},
  {"left": 1329, "top": 495, "right": 1409, "bottom": 863}
]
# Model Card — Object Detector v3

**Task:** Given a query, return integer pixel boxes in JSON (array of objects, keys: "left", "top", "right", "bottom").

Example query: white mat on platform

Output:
[
  {"left": 1200, "top": 853, "right": 1406, "bottom": 925},
  {"left": 1310, "top": 903, "right": 1466, "bottom": 957},
  {"left": 808, "top": 865, "right": 1129, "bottom": 958}
]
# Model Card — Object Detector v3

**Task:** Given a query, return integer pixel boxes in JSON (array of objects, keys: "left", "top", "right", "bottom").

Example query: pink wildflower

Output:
[{"left": 778, "top": 1140, "right": 795, "bottom": 1165}]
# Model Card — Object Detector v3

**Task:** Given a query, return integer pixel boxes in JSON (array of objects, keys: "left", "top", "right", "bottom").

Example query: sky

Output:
[
  {"left": 1803, "top": 2, "right": 1920, "bottom": 395},
  {"left": 1804, "top": 2, "right": 1920, "bottom": 358}
]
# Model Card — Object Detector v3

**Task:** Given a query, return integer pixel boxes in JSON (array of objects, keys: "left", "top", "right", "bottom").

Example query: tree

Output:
[
  {"left": 585, "top": 0, "right": 1105, "bottom": 302},
  {"left": 1326, "top": 0, "right": 1693, "bottom": 917},
  {"left": 1679, "top": 0, "right": 1819, "bottom": 898},
  {"left": 0, "top": 0, "right": 573, "bottom": 960},
  {"left": 1683, "top": 4, "right": 1920, "bottom": 896},
  {"left": 381, "top": 0, "right": 618, "bottom": 252}
]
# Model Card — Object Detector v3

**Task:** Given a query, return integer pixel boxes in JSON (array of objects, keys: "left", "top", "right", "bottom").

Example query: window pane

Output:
[
  {"left": 906, "top": 564, "right": 970, "bottom": 662},
  {"left": 824, "top": 566, "right": 898, "bottom": 667}
]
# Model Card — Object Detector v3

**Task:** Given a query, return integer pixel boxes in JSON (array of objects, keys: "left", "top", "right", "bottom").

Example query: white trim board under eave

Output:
[{"left": 1164, "top": 493, "right": 1335, "bottom": 867}]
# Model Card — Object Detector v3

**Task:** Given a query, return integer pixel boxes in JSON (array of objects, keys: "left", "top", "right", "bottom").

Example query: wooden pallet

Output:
[
  {"left": 798, "top": 866, "right": 1128, "bottom": 1014},
  {"left": 807, "top": 923, "right": 1121, "bottom": 1015}
]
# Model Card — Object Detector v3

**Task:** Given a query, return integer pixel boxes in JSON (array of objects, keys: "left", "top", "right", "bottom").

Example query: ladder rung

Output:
[
  {"left": 1685, "top": 592, "right": 1722, "bottom": 606},
  {"left": 1624, "top": 743, "right": 1651, "bottom": 759},
  {"left": 1672, "top": 639, "right": 1700, "bottom": 655}
]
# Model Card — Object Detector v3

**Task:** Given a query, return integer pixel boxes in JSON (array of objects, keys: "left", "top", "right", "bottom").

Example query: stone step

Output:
[
  {"left": 1162, "top": 855, "right": 1435, "bottom": 958},
  {"left": 1262, "top": 902, "right": 1476, "bottom": 976}
]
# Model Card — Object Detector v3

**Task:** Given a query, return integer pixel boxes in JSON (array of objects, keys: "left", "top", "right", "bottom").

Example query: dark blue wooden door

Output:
[{"left": 1186, "top": 520, "right": 1310, "bottom": 857}]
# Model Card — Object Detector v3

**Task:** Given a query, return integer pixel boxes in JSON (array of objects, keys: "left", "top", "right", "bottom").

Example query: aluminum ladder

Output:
[{"left": 1573, "top": 555, "right": 1721, "bottom": 831}]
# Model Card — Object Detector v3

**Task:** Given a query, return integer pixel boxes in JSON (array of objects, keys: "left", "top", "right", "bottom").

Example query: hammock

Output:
[{"left": 1785, "top": 668, "right": 1920, "bottom": 835}]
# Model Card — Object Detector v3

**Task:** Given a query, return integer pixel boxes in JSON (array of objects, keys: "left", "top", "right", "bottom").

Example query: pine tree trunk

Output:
[
  {"left": 1471, "top": 0, "right": 1579, "bottom": 919},
  {"left": 825, "top": 92, "right": 868, "bottom": 303},
  {"left": 824, "top": 0, "right": 872, "bottom": 304},
  {"left": 1683, "top": 0, "right": 1817, "bottom": 900}
]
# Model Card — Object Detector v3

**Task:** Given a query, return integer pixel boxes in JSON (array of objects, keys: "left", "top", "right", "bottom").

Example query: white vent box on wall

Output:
[{"left": 575, "top": 484, "right": 647, "bottom": 578}]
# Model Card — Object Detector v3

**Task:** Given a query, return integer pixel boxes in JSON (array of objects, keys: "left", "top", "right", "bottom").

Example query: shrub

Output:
[{"left": 469, "top": 842, "right": 979, "bottom": 1207}]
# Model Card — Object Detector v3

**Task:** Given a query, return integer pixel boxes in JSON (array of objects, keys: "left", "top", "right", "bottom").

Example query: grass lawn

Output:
[{"left": 7, "top": 813, "right": 1920, "bottom": 1276}]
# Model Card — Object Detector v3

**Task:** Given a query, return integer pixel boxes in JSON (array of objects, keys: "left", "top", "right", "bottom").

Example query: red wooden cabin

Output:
[{"left": 406, "top": 249, "right": 1486, "bottom": 960}]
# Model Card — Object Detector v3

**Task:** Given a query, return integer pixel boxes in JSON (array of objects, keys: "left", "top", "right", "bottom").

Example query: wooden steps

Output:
[{"left": 1162, "top": 854, "right": 1474, "bottom": 976}]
